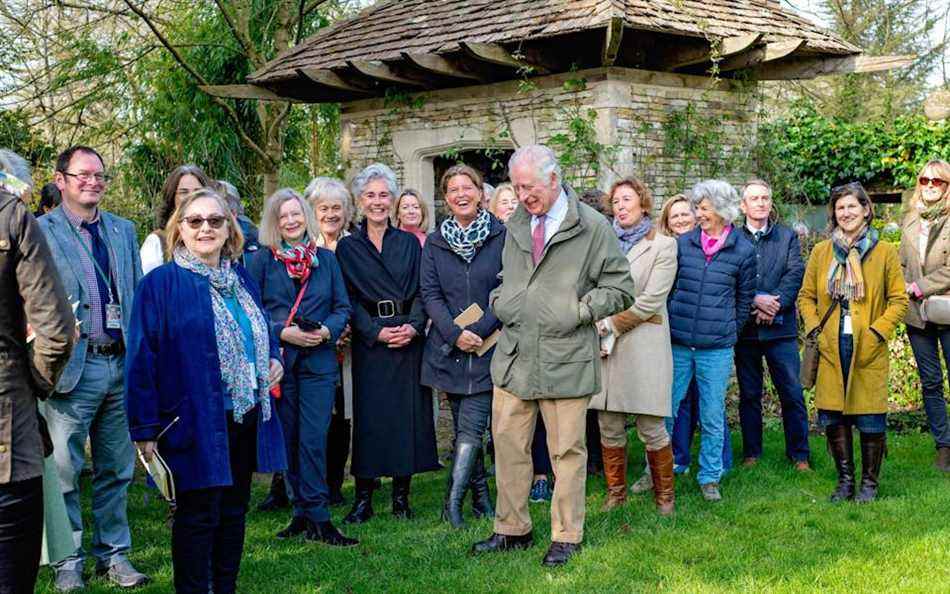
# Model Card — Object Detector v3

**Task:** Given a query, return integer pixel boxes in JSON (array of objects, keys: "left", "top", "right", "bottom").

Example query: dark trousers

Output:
[
  {"left": 447, "top": 391, "right": 492, "bottom": 446},
  {"left": 735, "top": 337, "right": 811, "bottom": 462},
  {"left": 0, "top": 476, "right": 43, "bottom": 594},
  {"left": 172, "top": 410, "right": 256, "bottom": 594},
  {"left": 907, "top": 324, "right": 950, "bottom": 448},
  {"left": 586, "top": 410, "right": 602, "bottom": 467},
  {"left": 277, "top": 368, "right": 335, "bottom": 523},
  {"left": 671, "top": 379, "right": 733, "bottom": 470},
  {"left": 531, "top": 417, "right": 553, "bottom": 475},
  {"left": 327, "top": 386, "right": 351, "bottom": 493}
]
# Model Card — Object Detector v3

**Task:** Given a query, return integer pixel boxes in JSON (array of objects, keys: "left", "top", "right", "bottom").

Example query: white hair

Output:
[
  {"left": 690, "top": 180, "right": 741, "bottom": 225},
  {"left": 351, "top": 163, "right": 399, "bottom": 199},
  {"left": 216, "top": 180, "right": 243, "bottom": 216},
  {"left": 508, "top": 144, "right": 562, "bottom": 184},
  {"left": 258, "top": 188, "right": 321, "bottom": 249},
  {"left": 0, "top": 148, "right": 33, "bottom": 189},
  {"left": 304, "top": 176, "right": 353, "bottom": 227}
]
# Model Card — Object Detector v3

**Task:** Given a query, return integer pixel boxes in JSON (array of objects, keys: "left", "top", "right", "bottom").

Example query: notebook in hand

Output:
[
  {"left": 453, "top": 303, "right": 500, "bottom": 357},
  {"left": 137, "top": 446, "right": 176, "bottom": 505}
]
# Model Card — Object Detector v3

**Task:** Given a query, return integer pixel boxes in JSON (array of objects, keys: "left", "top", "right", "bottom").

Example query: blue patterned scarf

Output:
[
  {"left": 613, "top": 216, "right": 652, "bottom": 254},
  {"left": 440, "top": 208, "right": 492, "bottom": 263},
  {"left": 174, "top": 247, "right": 272, "bottom": 423}
]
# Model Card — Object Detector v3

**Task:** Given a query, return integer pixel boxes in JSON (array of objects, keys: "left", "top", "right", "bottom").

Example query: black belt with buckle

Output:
[
  {"left": 361, "top": 298, "right": 413, "bottom": 319},
  {"left": 87, "top": 341, "right": 125, "bottom": 357}
]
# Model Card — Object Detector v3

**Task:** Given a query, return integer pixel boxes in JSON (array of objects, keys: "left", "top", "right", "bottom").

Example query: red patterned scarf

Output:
[{"left": 272, "top": 241, "right": 318, "bottom": 281}]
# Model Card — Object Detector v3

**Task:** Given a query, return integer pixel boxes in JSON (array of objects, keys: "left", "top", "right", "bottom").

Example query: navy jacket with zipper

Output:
[
  {"left": 737, "top": 222, "right": 805, "bottom": 342},
  {"left": 668, "top": 226, "right": 757, "bottom": 350},
  {"left": 420, "top": 214, "right": 505, "bottom": 395}
]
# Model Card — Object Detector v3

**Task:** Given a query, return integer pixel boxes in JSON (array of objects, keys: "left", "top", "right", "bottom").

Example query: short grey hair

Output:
[
  {"left": 258, "top": 188, "right": 321, "bottom": 249},
  {"left": 741, "top": 178, "right": 772, "bottom": 199},
  {"left": 304, "top": 176, "right": 353, "bottom": 228},
  {"left": 508, "top": 144, "right": 562, "bottom": 184},
  {"left": 690, "top": 180, "right": 741, "bottom": 225},
  {"left": 0, "top": 148, "right": 33, "bottom": 189},
  {"left": 351, "top": 163, "right": 399, "bottom": 199},
  {"left": 216, "top": 180, "right": 243, "bottom": 216}
]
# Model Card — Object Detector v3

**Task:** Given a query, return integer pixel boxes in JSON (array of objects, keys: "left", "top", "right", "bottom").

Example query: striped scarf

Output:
[{"left": 827, "top": 224, "right": 878, "bottom": 302}]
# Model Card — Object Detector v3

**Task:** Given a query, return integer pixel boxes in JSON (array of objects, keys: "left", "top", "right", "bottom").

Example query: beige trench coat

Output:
[
  {"left": 589, "top": 230, "right": 677, "bottom": 416},
  {"left": 899, "top": 209, "right": 950, "bottom": 329}
]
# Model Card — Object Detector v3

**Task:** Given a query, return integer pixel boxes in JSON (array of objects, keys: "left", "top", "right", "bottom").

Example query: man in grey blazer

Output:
[{"left": 38, "top": 146, "right": 147, "bottom": 591}]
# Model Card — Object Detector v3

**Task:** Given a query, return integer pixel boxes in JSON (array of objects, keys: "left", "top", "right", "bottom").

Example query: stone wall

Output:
[{"left": 340, "top": 66, "right": 758, "bottom": 225}]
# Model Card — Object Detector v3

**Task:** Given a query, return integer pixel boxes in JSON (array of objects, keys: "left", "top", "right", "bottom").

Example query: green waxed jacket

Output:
[{"left": 489, "top": 186, "right": 636, "bottom": 400}]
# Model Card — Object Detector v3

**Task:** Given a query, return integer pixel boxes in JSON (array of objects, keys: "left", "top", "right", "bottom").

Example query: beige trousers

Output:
[
  {"left": 492, "top": 387, "right": 589, "bottom": 544},
  {"left": 598, "top": 411, "right": 670, "bottom": 451}
]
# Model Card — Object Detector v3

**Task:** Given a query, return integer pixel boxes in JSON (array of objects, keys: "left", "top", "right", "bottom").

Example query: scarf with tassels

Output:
[
  {"left": 272, "top": 238, "right": 318, "bottom": 281},
  {"left": 827, "top": 224, "right": 878, "bottom": 302}
]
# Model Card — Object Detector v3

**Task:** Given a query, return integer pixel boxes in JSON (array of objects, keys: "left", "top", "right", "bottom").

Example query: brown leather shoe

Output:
[
  {"left": 600, "top": 443, "right": 627, "bottom": 511},
  {"left": 794, "top": 460, "right": 812, "bottom": 472},
  {"left": 647, "top": 445, "right": 675, "bottom": 516},
  {"left": 935, "top": 446, "right": 950, "bottom": 473},
  {"left": 742, "top": 457, "right": 759, "bottom": 467}
]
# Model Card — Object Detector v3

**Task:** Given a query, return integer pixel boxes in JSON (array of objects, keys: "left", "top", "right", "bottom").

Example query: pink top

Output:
[
  {"left": 700, "top": 225, "right": 732, "bottom": 263},
  {"left": 401, "top": 225, "right": 427, "bottom": 246}
]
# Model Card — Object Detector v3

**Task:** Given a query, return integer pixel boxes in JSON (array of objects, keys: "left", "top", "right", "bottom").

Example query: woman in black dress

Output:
[{"left": 335, "top": 163, "right": 439, "bottom": 523}]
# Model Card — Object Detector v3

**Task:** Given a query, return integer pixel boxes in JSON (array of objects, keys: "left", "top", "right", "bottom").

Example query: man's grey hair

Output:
[
  {"left": 508, "top": 144, "right": 562, "bottom": 184},
  {"left": 0, "top": 148, "right": 33, "bottom": 189},
  {"left": 690, "top": 180, "right": 741, "bottom": 224},
  {"left": 216, "top": 180, "right": 243, "bottom": 216},
  {"left": 351, "top": 163, "right": 399, "bottom": 199},
  {"left": 741, "top": 178, "right": 773, "bottom": 199},
  {"left": 258, "top": 188, "right": 321, "bottom": 249}
]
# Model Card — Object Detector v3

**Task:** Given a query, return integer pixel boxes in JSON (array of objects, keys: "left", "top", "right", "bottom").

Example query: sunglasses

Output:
[
  {"left": 918, "top": 176, "right": 948, "bottom": 188},
  {"left": 181, "top": 215, "right": 227, "bottom": 229}
]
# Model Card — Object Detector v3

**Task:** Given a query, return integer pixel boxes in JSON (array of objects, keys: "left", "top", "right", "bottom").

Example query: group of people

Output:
[{"left": 2, "top": 140, "right": 950, "bottom": 593}]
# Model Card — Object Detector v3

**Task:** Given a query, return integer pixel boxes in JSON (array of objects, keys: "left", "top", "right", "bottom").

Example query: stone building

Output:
[{"left": 219, "top": 0, "right": 908, "bottom": 221}]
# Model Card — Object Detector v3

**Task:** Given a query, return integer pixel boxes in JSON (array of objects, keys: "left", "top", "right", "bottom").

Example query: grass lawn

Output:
[{"left": 36, "top": 429, "right": 950, "bottom": 593}]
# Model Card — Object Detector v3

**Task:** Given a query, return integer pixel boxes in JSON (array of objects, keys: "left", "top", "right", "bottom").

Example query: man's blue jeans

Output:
[
  {"left": 668, "top": 345, "right": 733, "bottom": 486},
  {"left": 44, "top": 353, "right": 135, "bottom": 571},
  {"left": 906, "top": 324, "right": 950, "bottom": 449},
  {"left": 734, "top": 337, "right": 811, "bottom": 462}
]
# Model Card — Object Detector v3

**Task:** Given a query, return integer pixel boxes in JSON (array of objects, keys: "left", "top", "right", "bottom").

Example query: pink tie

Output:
[{"left": 532, "top": 215, "right": 546, "bottom": 265}]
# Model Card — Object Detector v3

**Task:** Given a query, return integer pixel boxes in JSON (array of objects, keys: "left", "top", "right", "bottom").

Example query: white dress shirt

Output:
[{"left": 530, "top": 188, "right": 569, "bottom": 246}]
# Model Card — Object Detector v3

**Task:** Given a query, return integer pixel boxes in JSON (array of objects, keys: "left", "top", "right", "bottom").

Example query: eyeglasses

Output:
[
  {"left": 63, "top": 172, "right": 111, "bottom": 184},
  {"left": 831, "top": 181, "right": 863, "bottom": 194},
  {"left": 918, "top": 176, "right": 948, "bottom": 188},
  {"left": 181, "top": 215, "right": 227, "bottom": 229}
]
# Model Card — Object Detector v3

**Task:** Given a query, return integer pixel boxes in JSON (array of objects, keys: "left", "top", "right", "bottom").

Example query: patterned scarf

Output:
[
  {"left": 440, "top": 208, "right": 492, "bottom": 263},
  {"left": 918, "top": 199, "right": 947, "bottom": 222},
  {"left": 174, "top": 247, "right": 271, "bottom": 423},
  {"left": 272, "top": 238, "right": 318, "bottom": 280},
  {"left": 827, "top": 224, "right": 878, "bottom": 302},
  {"left": 613, "top": 216, "right": 652, "bottom": 254}
]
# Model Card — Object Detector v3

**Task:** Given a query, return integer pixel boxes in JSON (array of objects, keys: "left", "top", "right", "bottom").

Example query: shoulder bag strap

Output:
[
  {"left": 285, "top": 278, "right": 310, "bottom": 327},
  {"left": 809, "top": 299, "right": 839, "bottom": 339}
]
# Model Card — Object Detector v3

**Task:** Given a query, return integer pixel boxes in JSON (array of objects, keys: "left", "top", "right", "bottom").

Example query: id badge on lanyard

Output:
[
  {"left": 105, "top": 302, "right": 123, "bottom": 330},
  {"left": 843, "top": 314, "right": 853, "bottom": 335}
]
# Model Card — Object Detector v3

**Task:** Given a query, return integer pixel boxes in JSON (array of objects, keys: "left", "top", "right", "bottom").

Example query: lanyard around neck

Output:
[{"left": 65, "top": 219, "right": 117, "bottom": 304}]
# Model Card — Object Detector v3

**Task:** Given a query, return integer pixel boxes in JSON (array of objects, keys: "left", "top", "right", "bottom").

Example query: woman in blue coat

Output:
[
  {"left": 420, "top": 164, "right": 505, "bottom": 528},
  {"left": 247, "top": 189, "right": 355, "bottom": 546},
  {"left": 666, "top": 180, "right": 756, "bottom": 503},
  {"left": 125, "top": 188, "right": 286, "bottom": 594}
]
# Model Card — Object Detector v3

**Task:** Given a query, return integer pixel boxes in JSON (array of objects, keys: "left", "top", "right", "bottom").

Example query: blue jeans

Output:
[
  {"left": 906, "top": 324, "right": 950, "bottom": 448},
  {"left": 671, "top": 379, "right": 732, "bottom": 472},
  {"left": 817, "top": 410, "right": 887, "bottom": 433},
  {"left": 668, "top": 345, "right": 733, "bottom": 486},
  {"left": 277, "top": 369, "right": 336, "bottom": 523},
  {"left": 44, "top": 353, "right": 134, "bottom": 571},
  {"left": 735, "top": 337, "right": 811, "bottom": 462}
]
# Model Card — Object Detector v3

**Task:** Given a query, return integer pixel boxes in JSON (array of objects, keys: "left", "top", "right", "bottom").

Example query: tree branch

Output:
[{"left": 211, "top": 0, "right": 261, "bottom": 66}]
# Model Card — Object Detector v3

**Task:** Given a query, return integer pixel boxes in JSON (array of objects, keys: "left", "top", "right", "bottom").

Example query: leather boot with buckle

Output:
[
  {"left": 647, "top": 444, "right": 675, "bottom": 516},
  {"left": 342, "top": 477, "right": 375, "bottom": 524},
  {"left": 600, "top": 443, "right": 627, "bottom": 511},
  {"left": 826, "top": 424, "right": 856, "bottom": 502},
  {"left": 854, "top": 432, "right": 886, "bottom": 503}
]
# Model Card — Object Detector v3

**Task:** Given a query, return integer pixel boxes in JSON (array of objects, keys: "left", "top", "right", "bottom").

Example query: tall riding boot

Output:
[
  {"left": 342, "top": 478, "right": 375, "bottom": 524},
  {"left": 600, "top": 443, "right": 627, "bottom": 511},
  {"left": 647, "top": 445, "right": 675, "bottom": 516},
  {"left": 392, "top": 475, "right": 413, "bottom": 519},
  {"left": 470, "top": 447, "right": 495, "bottom": 519},
  {"left": 854, "top": 432, "right": 886, "bottom": 503},
  {"left": 256, "top": 473, "right": 290, "bottom": 512},
  {"left": 826, "top": 425, "right": 856, "bottom": 502},
  {"left": 443, "top": 442, "right": 479, "bottom": 528}
]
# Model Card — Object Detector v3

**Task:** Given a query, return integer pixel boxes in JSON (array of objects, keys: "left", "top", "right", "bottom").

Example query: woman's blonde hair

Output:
[
  {"left": 489, "top": 182, "right": 517, "bottom": 218},
  {"left": 258, "top": 188, "right": 321, "bottom": 249},
  {"left": 164, "top": 188, "right": 244, "bottom": 261},
  {"left": 393, "top": 189, "right": 430, "bottom": 229},
  {"left": 657, "top": 194, "right": 693, "bottom": 236},
  {"left": 912, "top": 159, "right": 950, "bottom": 210}
]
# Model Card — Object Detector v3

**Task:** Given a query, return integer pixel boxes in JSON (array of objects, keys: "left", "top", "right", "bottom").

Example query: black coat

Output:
[
  {"left": 335, "top": 223, "right": 438, "bottom": 478},
  {"left": 420, "top": 215, "right": 505, "bottom": 396}
]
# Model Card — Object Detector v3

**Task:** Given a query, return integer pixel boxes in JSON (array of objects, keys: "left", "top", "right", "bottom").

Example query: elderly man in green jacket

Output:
[{"left": 471, "top": 144, "right": 636, "bottom": 567}]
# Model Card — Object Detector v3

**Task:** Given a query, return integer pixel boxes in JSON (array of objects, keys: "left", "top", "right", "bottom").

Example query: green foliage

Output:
[
  {"left": 0, "top": 109, "right": 54, "bottom": 170},
  {"left": 548, "top": 77, "right": 618, "bottom": 186}
]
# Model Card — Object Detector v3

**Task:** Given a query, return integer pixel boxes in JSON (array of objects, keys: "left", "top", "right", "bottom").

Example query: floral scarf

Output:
[
  {"left": 174, "top": 247, "right": 271, "bottom": 423},
  {"left": 440, "top": 208, "right": 492, "bottom": 263},
  {"left": 827, "top": 224, "right": 878, "bottom": 302},
  {"left": 613, "top": 216, "right": 652, "bottom": 254},
  {"left": 272, "top": 238, "right": 318, "bottom": 280}
]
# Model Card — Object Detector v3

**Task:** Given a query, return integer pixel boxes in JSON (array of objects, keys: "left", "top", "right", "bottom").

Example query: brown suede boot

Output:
[
  {"left": 647, "top": 445, "right": 675, "bottom": 516},
  {"left": 600, "top": 443, "right": 627, "bottom": 511}
]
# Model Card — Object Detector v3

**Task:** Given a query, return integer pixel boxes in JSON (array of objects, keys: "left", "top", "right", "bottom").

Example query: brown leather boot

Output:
[
  {"left": 935, "top": 446, "right": 950, "bottom": 473},
  {"left": 600, "top": 443, "right": 627, "bottom": 511},
  {"left": 647, "top": 445, "right": 675, "bottom": 516}
]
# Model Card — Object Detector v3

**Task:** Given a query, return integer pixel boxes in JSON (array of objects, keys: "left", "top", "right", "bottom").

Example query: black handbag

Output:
[{"left": 801, "top": 299, "right": 839, "bottom": 390}]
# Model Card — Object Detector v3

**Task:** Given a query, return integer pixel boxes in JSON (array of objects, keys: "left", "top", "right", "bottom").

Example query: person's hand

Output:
[
  {"left": 755, "top": 310, "right": 775, "bottom": 325},
  {"left": 136, "top": 441, "right": 157, "bottom": 463},
  {"left": 317, "top": 325, "right": 332, "bottom": 342},
  {"left": 337, "top": 324, "right": 352, "bottom": 348},
  {"left": 907, "top": 282, "right": 923, "bottom": 300},
  {"left": 377, "top": 326, "right": 400, "bottom": 344},
  {"left": 600, "top": 347, "right": 609, "bottom": 358},
  {"left": 387, "top": 324, "right": 416, "bottom": 349},
  {"left": 596, "top": 320, "right": 610, "bottom": 337},
  {"left": 753, "top": 294, "right": 781, "bottom": 316},
  {"left": 281, "top": 325, "right": 325, "bottom": 348},
  {"left": 456, "top": 330, "right": 484, "bottom": 353},
  {"left": 268, "top": 358, "right": 284, "bottom": 389}
]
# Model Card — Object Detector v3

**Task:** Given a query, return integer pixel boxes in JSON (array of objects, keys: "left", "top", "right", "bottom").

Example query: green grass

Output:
[{"left": 37, "top": 430, "right": 950, "bottom": 593}]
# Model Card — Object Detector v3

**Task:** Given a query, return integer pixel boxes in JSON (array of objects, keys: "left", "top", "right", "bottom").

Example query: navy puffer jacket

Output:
[{"left": 667, "top": 227, "right": 757, "bottom": 349}]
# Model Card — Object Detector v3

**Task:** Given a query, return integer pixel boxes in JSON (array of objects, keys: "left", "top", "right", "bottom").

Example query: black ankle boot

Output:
[
  {"left": 257, "top": 473, "right": 290, "bottom": 511},
  {"left": 444, "top": 442, "right": 479, "bottom": 528},
  {"left": 470, "top": 447, "right": 494, "bottom": 519},
  {"left": 854, "top": 432, "right": 886, "bottom": 503},
  {"left": 305, "top": 519, "right": 358, "bottom": 547},
  {"left": 343, "top": 478, "right": 375, "bottom": 524},
  {"left": 276, "top": 516, "right": 308, "bottom": 539},
  {"left": 826, "top": 425, "right": 855, "bottom": 502},
  {"left": 392, "top": 475, "right": 413, "bottom": 519}
]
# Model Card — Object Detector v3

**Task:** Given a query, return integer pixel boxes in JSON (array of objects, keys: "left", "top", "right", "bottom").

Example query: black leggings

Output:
[{"left": 0, "top": 476, "right": 43, "bottom": 594}]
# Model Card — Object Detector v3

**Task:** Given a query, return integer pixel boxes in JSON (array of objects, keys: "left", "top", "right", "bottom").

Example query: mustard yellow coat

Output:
[{"left": 798, "top": 240, "right": 908, "bottom": 414}]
